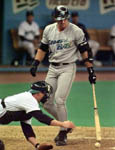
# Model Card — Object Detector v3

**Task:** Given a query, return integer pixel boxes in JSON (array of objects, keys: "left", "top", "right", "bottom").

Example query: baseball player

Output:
[
  {"left": 71, "top": 11, "right": 102, "bottom": 67},
  {"left": 0, "top": 81, "right": 75, "bottom": 150},
  {"left": 18, "top": 11, "right": 40, "bottom": 59},
  {"left": 108, "top": 25, "right": 115, "bottom": 57},
  {"left": 30, "top": 5, "right": 96, "bottom": 146}
]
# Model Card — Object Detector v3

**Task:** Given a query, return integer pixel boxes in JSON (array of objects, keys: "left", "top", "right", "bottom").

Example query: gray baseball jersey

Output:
[{"left": 41, "top": 22, "right": 85, "bottom": 63}]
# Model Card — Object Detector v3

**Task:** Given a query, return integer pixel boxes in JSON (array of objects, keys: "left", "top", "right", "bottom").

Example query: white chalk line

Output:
[{"left": 70, "top": 136, "right": 115, "bottom": 140}]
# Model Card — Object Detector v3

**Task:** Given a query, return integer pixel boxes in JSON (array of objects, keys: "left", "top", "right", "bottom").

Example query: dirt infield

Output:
[
  {"left": 0, "top": 72, "right": 115, "bottom": 83},
  {"left": 0, "top": 126, "right": 115, "bottom": 150}
]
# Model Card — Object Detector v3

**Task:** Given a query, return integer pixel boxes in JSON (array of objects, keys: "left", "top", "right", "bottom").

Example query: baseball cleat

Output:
[
  {"left": 54, "top": 130, "right": 67, "bottom": 146},
  {"left": 66, "top": 128, "right": 73, "bottom": 133}
]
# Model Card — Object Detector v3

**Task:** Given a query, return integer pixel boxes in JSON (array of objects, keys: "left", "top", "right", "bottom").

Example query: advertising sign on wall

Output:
[
  {"left": 46, "top": 0, "right": 89, "bottom": 10},
  {"left": 12, "top": 0, "right": 40, "bottom": 13},
  {"left": 100, "top": 0, "right": 115, "bottom": 14}
]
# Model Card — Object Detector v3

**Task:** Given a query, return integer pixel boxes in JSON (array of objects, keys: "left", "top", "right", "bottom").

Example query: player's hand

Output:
[
  {"left": 35, "top": 143, "right": 53, "bottom": 150},
  {"left": 62, "top": 121, "right": 76, "bottom": 129},
  {"left": 87, "top": 67, "right": 96, "bottom": 84},
  {"left": 89, "top": 73, "right": 96, "bottom": 84},
  {"left": 30, "top": 66, "right": 37, "bottom": 77},
  {"left": 30, "top": 60, "right": 40, "bottom": 77}
]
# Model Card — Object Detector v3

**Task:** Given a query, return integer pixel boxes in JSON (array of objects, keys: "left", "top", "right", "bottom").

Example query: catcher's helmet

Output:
[
  {"left": 0, "top": 140, "right": 5, "bottom": 150},
  {"left": 53, "top": 5, "right": 70, "bottom": 21},
  {"left": 29, "top": 81, "right": 53, "bottom": 103}
]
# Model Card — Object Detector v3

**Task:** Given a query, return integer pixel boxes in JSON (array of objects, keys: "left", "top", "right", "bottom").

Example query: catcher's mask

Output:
[
  {"left": 53, "top": 5, "right": 70, "bottom": 21},
  {"left": 29, "top": 81, "right": 53, "bottom": 104}
]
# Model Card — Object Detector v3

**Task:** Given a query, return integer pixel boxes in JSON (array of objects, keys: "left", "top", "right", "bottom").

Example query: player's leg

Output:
[
  {"left": 19, "top": 41, "right": 35, "bottom": 59},
  {"left": 54, "top": 63, "right": 76, "bottom": 146},
  {"left": 88, "top": 40, "right": 102, "bottom": 66},
  {"left": 43, "top": 65, "right": 58, "bottom": 120},
  {"left": 88, "top": 39, "right": 100, "bottom": 57},
  {"left": 24, "top": 42, "right": 35, "bottom": 59}
]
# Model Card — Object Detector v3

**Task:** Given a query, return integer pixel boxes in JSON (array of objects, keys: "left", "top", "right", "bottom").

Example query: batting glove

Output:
[
  {"left": 35, "top": 143, "right": 53, "bottom": 150},
  {"left": 30, "top": 66, "right": 37, "bottom": 77},
  {"left": 87, "top": 67, "right": 96, "bottom": 84},
  {"left": 30, "top": 60, "right": 40, "bottom": 77}
]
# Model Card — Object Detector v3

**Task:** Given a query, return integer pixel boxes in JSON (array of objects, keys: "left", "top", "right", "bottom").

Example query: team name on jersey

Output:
[
  {"left": 49, "top": 39, "right": 72, "bottom": 50},
  {"left": 25, "top": 31, "right": 35, "bottom": 36}
]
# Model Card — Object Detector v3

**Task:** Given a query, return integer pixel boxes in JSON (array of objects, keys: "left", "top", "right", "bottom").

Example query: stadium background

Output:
[
  {"left": 0, "top": 0, "right": 115, "bottom": 65},
  {"left": 0, "top": 0, "right": 115, "bottom": 150}
]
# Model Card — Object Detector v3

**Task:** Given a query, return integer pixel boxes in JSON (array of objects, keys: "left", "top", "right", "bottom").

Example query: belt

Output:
[
  {"left": 51, "top": 62, "right": 70, "bottom": 66},
  {"left": 1, "top": 99, "right": 6, "bottom": 108}
]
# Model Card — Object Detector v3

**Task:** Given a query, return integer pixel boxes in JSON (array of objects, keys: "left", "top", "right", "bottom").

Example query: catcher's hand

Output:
[
  {"left": 62, "top": 121, "right": 76, "bottom": 129},
  {"left": 36, "top": 143, "right": 53, "bottom": 150}
]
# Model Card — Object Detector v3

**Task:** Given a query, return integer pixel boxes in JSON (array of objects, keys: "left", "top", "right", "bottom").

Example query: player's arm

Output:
[
  {"left": 20, "top": 121, "right": 39, "bottom": 148},
  {"left": 29, "top": 110, "right": 75, "bottom": 129},
  {"left": 78, "top": 41, "right": 96, "bottom": 84},
  {"left": 19, "top": 35, "right": 33, "bottom": 42},
  {"left": 21, "top": 111, "right": 75, "bottom": 149},
  {"left": 20, "top": 121, "right": 53, "bottom": 149},
  {"left": 30, "top": 42, "right": 48, "bottom": 77}
]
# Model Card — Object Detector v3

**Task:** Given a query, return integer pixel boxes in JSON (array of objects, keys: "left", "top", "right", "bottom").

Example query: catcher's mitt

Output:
[
  {"left": 0, "top": 140, "right": 5, "bottom": 150},
  {"left": 37, "top": 143, "right": 53, "bottom": 150}
]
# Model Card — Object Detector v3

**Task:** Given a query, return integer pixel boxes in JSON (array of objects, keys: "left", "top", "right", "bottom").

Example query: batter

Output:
[{"left": 30, "top": 5, "right": 96, "bottom": 146}]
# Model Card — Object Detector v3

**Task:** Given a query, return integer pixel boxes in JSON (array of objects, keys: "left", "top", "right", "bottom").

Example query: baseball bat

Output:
[{"left": 92, "top": 84, "right": 101, "bottom": 142}]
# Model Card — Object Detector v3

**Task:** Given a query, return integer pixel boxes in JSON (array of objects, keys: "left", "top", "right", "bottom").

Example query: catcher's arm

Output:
[
  {"left": 30, "top": 110, "right": 76, "bottom": 129},
  {"left": 50, "top": 120, "right": 75, "bottom": 129},
  {"left": 20, "top": 122, "right": 38, "bottom": 146},
  {"left": 21, "top": 122, "right": 53, "bottom": 150}
]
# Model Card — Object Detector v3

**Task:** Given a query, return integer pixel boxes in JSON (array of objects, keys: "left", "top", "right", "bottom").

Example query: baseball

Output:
[{"left": 95, "top": 142, "right": 101, "bottom": 148}]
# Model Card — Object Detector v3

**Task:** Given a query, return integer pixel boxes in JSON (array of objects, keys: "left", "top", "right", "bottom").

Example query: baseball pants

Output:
[{"left": 44, "top": 63, "right": 76, "bottom": 130}]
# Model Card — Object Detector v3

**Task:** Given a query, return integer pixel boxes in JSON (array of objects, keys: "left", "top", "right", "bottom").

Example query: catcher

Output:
[{"left": 0, "top": 81, "right": 75, "bottom": 150}]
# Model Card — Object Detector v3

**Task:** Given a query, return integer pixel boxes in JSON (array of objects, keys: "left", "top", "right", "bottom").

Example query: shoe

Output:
[
  {"left": 54, "top": 128, "right": 72, "bottom": 146},
  {"left": 54, "top": 130, "right": 67, "bottom": 146}
]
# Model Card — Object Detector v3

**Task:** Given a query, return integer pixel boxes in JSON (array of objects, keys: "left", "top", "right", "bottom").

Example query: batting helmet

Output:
[
  {"left": 0, "top": 140, "right": 5, "bottom": 150},
  {"left": 53, "top": 5, "right": 70, "bottom": 21},
  {"left": 29, "top": 81, "right": 53, "bottom": 103}
]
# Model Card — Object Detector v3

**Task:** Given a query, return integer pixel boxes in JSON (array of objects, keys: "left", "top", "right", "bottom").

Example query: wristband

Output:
[
  {"left": 35, "top": 143, "right": 40, "bottom": 148},
  {"left": 83, "top": 57, "right": 93, "bottom": 63}
]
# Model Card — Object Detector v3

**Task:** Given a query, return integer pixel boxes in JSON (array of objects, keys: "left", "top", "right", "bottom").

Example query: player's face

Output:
[
  {"left": 72, "top": 16, "right": 79, "bottom": 24},
  {"left": 27, "top": 15, "right": 34, "bottom": 23},
  {"left": 34, "top": 92, "right": 45, "bottom": 102},
  {"left": 57, "top": 19, "right": 69, "bottom": 31}
]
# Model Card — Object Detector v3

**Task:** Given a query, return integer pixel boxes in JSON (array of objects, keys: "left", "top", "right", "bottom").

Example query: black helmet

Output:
[
  {"left": 53, "top": 5, "right": 70, "bottom": 21},
  {"left": 29, "top": 81, "right": 53, "bottom": 103}
]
